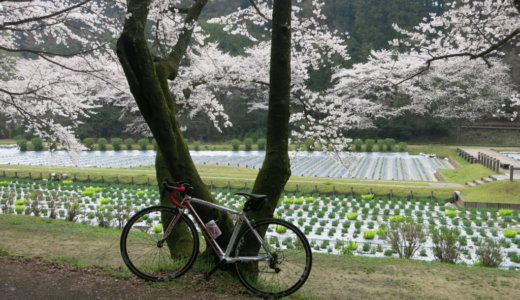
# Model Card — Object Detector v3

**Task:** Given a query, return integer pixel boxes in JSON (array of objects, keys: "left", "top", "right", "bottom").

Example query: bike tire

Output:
[
  {"left": 233, "top": 218, "right": 312, "bottom": 298},
  {"left": 120, "top": 206, "right": 199, "bottom": 281}
]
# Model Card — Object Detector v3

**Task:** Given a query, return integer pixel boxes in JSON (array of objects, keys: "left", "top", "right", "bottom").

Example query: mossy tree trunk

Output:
[
  {"left": 117, "top": 0, "right": 293, "bottom": 261},
  {"left": 116, "top": 0, "right": 233, "bottom": 256},
  {"left": 245, "top": 0, "right": 292, "bottom": 251}
]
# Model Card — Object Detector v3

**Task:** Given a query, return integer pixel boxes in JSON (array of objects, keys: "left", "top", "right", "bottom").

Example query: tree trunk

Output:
[
  {"left": 244, "top": 0, "right": 292, "bottom": 252},
  {"left": 116, "top": 0, "right": 233, "bottom": 257}
]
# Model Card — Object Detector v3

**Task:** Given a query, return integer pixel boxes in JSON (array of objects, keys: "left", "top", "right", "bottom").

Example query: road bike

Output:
[{"left": 120, "top": 179, "right": 312, "bottom": 298}]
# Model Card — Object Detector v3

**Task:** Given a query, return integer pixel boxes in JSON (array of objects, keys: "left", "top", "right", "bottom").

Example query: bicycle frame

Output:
[{"left": 165, "top": 193, "right": 273, "bottom": 263}]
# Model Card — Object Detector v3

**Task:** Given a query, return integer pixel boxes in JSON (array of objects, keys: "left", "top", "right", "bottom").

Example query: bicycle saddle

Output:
[{"left": 235, "top": 192, "right": 267, "bottom": 212}]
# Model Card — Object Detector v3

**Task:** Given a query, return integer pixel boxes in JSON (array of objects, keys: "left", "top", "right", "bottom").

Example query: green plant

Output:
[
  {"left": 138, "top": 138, "right": 149, "bottom": 150},
  {"left": 97, "top": 138, "right": 108, "bottom": 151},
  {"left": 445, "top": 210, "right": 457, "bottom": 218},
  {"left": 363, "top": 230, "right": 376, "bottom": 239},
  {"left": 361, "top": 194, "right": 374, "bottom": 200},
  {"left": 503, "top": 229, "right": 517, "bottom": 239},
  {"left": 153, "top": 224, "right": 163, "bottom": 234},
  {"left": 17, "top": 139, "right": 28, "bottom": 151},
  {"left": 347, "top": 213, "right": 358, "bottom": 220},
  {"left": 83, "top": 137, "right": 95, "bottom": 150},
  {"left": 231, "top": 139, "right": 241, "bottom": 151},
  {"left": 257, "top": 138, "right": 266, "bottom": 150},
  {"left": 365, "top": 139, "right": 375, "bottom": 152},
  {"left": 111, "top": 138, "right": 122, "bottom": 151},
  {"left": 275, "top": 226, "right": 287, "bottom": 233},
  {"left": 243, "top": 138, "right": 253, "bottom": 151},
  {"left": 476, "top": 239, "right": 503, "bottom": 268},
  {"left": 419, "top": 249, "right": 427, "bottom": 256},
  {"left": 362, "top": 243, "right": 371, "bottom": 252},
  {"left": 31, "top": 137, "right": 44, "bottom": 151},
  {"left": 389, "top": 215, "right": 405, "bottom": 222},
  {"left": 384, "top": 249, "right": 394, "bottom": 256},
  {"left": 387, "top": 218, "right": 424, "bottom": 258},
  {"left": 499, "top": 209, "right": 514, "bottom": 216},
  {"left": 14, "top": 205, "right": 25, "bottom": 214},
  {"left": 345, "top": 241, "right": 358, "bottom": 251},
  {"left": 431, "top": 227, "right": 460, "bottom": 263},
  {"left": 124, "top": 138, "right": 134, "bottom": 150}
]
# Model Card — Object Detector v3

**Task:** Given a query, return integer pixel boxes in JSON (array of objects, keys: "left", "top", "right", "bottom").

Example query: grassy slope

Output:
[{"left": 2, "top": 215, "right": 520, "bottom": 300}]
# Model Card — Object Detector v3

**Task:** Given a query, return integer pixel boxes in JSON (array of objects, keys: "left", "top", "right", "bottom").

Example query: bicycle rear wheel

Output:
[
  {"left": 120, "top": 206, "right": 199, "bottom": 281},
  {"left": 234, "top": 218, "right": 312, "bottom": 298}
]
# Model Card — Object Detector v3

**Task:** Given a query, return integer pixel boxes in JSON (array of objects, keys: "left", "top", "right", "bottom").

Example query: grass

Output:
[
  {"left": 0, "top": 139, "right": 16, "bottom": 145},
  {"left": 2, "top": 214, "right": 520, "bottom": 300},
  {"left": 440, "top": 164, "right": 497, "bottom": 184},
  {"left": 462, "top": 181, "right": 520, "bottom": 203}
]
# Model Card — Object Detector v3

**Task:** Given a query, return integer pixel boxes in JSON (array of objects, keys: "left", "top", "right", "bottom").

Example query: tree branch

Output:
[
  {"left": 394, "top": 28, "right": 520, "bottom": 86},
  {"left": 0, "top": 44, "right": 106, "bottom": 58},
  {"left": 1, "top": 0, "right": 92, "bottom": 27},
  {"left": 248, "top": 0, "right": 272, "bottom": 23},
  {"left": 167, "top": 0, "right": 209, "bottom": 77}
]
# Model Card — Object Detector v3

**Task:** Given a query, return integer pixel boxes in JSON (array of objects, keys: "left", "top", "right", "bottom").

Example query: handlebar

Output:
[{"left": 162, "top": 178, "right": 194, "bottom": 195}]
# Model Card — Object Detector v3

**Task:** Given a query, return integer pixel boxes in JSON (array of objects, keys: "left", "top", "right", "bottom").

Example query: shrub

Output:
[
  {"left": 353, "top": 138, "right": 363, "bottom": 151},
  {"left": 419, "top": 249, "right": 427, "bottom": 257},
  {"left": 138, "top": 138, "right": 149, "bottom": 150},
  {"left": 83, "top": 138, "right": 95, "bottom": 150},
  {"left": 243, "top": 138, "right": 253, "bottom": 151},
  {"left": 365, "top": 139, "right": 375, "bottom": 152},
  {"left": 303, "top": 139, "right": 314, "bottom": 151},
  {"left": 385, "top": 138, "right": 396, "bottom": 151},
  {"left": 398, "top": 142, "right": 407, "bottom": 152},
  {"left": 347, "top": 213, "right": 358, "bottom": 220},
  {"left": 31, "top": 137, "right": 44, "bottom": 151},
  {"left": 503, "top": 229, "right": 517, "bottom": 239},
  {"left": 17, "top": 139, "right": 28, "bottom": 151},
  {"left": 111, "top": 138, "right": 122, "bottom": 151},
  {"left": 362, "top": 243, "right": 371, "bottom": 252},
  {"left": 387, "top": 218, "right": 424, "bottom": 258},
  {"left": 376, "top": 139, "right": 386, "bottom": 151},
  {"left": 99, "top": 198, "right": 111, "bottom": 204},
  {"left": 431, "top": 227, "right": 460, "bottom": 263},
  {"left": 231, "top": 139, "right": 241, "bottom": 151},
  {"left": 475, "top": 239, "right": 503, "bottom": 268},
  {"left": 257, "top": 138, "right": 266, "bottom": 150},
  {"left": 62, "top": 180, "right": 73, "bottom": 184},
  {"left": 98, "top": 138, "right": 108, "bottom": 151},
  {"left": 124, "top": 138, "right": 134, "bottom": 150},
  {"left": 384, "top": 249, "right": 394, "bottom": 256},
  {"left": 363, "top": 230, "right": 376, "bottom": 240}
]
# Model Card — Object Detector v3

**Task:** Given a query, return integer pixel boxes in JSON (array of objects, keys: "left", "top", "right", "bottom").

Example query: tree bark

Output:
[
  {"left": 249, "top": 0, "right": 292, "bottom": 220},
  {"left": 116, "top": 0, "right": 233, "bottom": 256}
]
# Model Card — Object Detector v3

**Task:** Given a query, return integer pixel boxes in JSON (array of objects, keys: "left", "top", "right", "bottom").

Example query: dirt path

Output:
[{"left": 0, "top": 256, "right": 254, "bottom": 300}]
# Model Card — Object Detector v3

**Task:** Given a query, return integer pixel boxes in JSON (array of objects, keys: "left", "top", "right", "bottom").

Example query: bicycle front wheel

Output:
[
  {"left": 120, "top": 206, "right": 199, "bottom": 281},
  {"left": 234, "top": 218, "right": 312, "bottom": 298}
]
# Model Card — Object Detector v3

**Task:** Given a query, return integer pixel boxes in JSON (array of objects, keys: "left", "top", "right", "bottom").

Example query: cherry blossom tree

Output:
[
  {"left": 0, "top": 0, "right": 128, "bottom": 150},
  {"left": 332, "top": 0, "right": 520, "bottom": 124}
]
